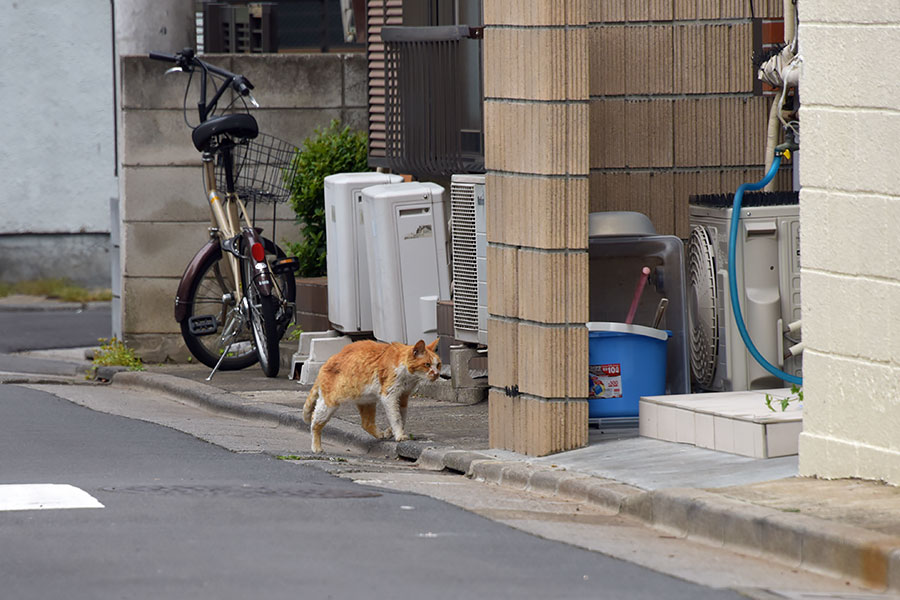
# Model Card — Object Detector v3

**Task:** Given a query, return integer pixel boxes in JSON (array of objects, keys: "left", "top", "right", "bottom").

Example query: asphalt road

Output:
[
  {"left": 0, "top": 384, "right": 748, "bottom": 600},
  {"left": 0, "top": 304, "right": 111, "bottom": 353}
]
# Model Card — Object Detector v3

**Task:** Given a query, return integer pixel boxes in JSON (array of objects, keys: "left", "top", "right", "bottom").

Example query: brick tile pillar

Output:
[{"left": 484, "top": 0, "right": 590, "bottom": 455}]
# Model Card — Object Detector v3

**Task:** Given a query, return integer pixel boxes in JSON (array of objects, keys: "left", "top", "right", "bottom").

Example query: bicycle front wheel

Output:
[
  {"left": 246, "top": 288, "right": 280, "bottom": 378},
  {"left": 180, "top": 250, "right": 258, "bottom": 371}
]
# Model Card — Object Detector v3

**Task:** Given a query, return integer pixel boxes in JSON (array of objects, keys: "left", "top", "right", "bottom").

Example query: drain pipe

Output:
[
  {"left": 728, "top": 143, "right": 802, "bottom": 386},
  {"left": 763, "top": 0, "right": 799, "bottom": 191}
]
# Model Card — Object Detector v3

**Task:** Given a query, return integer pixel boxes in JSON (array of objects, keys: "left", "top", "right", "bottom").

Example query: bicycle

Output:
[{"left": 150, "top": 48, "right": 299, "bottom": 379}]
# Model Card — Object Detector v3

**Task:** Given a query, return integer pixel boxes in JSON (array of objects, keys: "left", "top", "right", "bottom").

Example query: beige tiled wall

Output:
[
  {"left": 484, "top": 0, "right": 590, "bottom": 455},
  {"left": 589, "top": 3, "right": 791, "bottom": 238},
  {"left": 797, "top": 3, "right": 900, "bottom": 485}
]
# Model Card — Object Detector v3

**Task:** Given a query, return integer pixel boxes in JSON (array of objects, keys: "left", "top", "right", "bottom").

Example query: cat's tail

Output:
[{"left": 303, "top": 383, "right": 319, "bottom": 423}]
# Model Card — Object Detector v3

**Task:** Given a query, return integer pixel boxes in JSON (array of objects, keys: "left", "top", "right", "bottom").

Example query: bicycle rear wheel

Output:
[
  {"left": 180, "top": 250, "right": 257, "bottom": 370},
  {"left": 180, "top": 238, "right": 294, "bottom": 371},
  {"left": 245, "top": 279, "right": 280, "bottom": 378}
]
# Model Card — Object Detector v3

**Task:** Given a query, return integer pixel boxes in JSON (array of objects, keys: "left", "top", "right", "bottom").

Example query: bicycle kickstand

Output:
[{"left": 206, "top": 331, "right": 239, "bottom": 381}]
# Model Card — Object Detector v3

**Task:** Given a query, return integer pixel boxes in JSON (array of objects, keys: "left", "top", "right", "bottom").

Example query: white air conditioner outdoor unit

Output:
[
  {"left": 324, "top": 172, "right": 404, "bottom": 333},
  {"left": 361, "top": 181, "right": 451, "bottom": 345},
  {"left": 450, "top": 174, "right": 487, "bottom": 345},
  {"left": 688, "top": 198, "right": 801, "bottom": 392}
]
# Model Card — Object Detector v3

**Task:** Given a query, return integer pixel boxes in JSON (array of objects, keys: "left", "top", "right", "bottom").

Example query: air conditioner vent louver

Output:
[{"left": 450, "top": 174, "right": 487, "bottom": 345}]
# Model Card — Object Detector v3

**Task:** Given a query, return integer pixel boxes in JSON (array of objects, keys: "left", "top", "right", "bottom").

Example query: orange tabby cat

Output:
[{"left": 302, "top": 338, "right": 441, "bottom": 453}]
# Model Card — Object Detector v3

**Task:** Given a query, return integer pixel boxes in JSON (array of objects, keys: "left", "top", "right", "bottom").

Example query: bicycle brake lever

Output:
[
  {"left": 165, "top": 67, "right": 185, "bottom": 75},
  {"left": 247, "top": 93, "right": 260, "bottom": 108}
]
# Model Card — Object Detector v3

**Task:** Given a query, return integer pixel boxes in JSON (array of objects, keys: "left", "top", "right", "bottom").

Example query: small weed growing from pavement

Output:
[
  {"left": 92, "top": 337, "right": 144, "bottom": 371},
  {"left": 284, "top": 325, "right": 303, "bottom": 342},
  {"left": 0, "top": 278, "right": 112, "bottom": 303},
  {"left": 765, "top": 384, "right": 803, "bottom": 412},
  {"left": 277, "top": 455, "right": 347, "bottom": 462}
]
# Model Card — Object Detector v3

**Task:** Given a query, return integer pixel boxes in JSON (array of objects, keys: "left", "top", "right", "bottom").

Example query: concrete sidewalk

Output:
[{"left": 4, "top": 347, "right": 900, "bottom": 594}]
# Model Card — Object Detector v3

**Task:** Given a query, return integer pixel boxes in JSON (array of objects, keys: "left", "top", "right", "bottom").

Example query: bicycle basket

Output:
[{"left": 216, "top": 133, "right": 298, "bottom": 204}]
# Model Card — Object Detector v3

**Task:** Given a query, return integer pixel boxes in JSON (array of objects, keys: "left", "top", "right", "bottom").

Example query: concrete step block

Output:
[
  {"left": 309, "top": 335, "right": 352, "bottom": 362},
  {"left": 297, "top": 330, "right": 339, "bottom": 356},
  {"left": 299, "top": 360, "right": 325, "bottom": 385}
]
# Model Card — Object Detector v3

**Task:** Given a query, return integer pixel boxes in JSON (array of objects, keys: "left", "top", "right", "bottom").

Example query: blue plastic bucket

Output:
[{"left": 588, "top": 322, "right": 669, "bottom": 418}]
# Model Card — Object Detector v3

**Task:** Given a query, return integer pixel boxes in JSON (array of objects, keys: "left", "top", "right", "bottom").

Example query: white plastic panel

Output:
[
  {"left": 324, "top": 172, "right": 402, "bottom": 332},
  {"left": 362, "top": 182, "right": 451, "bottom": 345}
]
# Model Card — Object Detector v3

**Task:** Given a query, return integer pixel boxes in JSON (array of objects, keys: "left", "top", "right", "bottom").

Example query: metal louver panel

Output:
[{"left": 451, "top": 181, "right": 478, "bottom": 334}]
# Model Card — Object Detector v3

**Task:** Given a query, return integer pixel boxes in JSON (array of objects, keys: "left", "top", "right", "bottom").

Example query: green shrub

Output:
[{"left": 286, "top": 120, "right": 368, "bottom": 277}]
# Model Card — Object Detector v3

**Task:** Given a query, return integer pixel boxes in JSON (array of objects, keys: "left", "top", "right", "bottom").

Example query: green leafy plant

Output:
[
  {"left": 285, "top": 120, "right": 368, "bottom": 277},
  {"left": 91, "top": 337, "right": 144, "bottom": 371},
  {"left": 765, "top": 384, "right": 803, "bottom": 412}
]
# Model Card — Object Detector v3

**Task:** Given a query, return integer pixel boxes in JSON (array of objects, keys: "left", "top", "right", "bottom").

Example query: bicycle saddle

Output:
[{"left": 192, "top": 113, "right": 259, "bottom": 151}]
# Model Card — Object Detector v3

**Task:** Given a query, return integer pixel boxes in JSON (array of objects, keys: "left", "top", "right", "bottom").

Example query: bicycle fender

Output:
[
  {"left": 241, "top": 229, "right": 274, "bottom": 297},
  {"left": 174, "top": 240, "right": 222, "bottom": 322}
]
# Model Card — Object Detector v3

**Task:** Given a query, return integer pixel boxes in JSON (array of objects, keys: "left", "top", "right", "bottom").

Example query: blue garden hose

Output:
[{"left": 728, "top": 151, "right": 802, "bottom": 386}]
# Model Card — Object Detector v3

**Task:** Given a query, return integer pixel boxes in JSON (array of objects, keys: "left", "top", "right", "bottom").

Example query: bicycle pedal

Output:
[
  {"left": 271, "top": 257, "right": 299, "bottom": 275},
  {"left": 188, "top": 314, "right": 218, "bottom": 335}
]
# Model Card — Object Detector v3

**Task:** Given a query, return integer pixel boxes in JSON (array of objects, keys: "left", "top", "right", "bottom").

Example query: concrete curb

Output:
[
  {"left": 110, "top": 371, "right": 402, "bottom": 458},
  {"left": 107, "top": 370, "right": 900, "bottom": 592},
  {"left": 0, "top": 300, "right": 110, "bottom": 312},
  {"left": 405, "top": 445, "right": 900, "bottom": 592}
]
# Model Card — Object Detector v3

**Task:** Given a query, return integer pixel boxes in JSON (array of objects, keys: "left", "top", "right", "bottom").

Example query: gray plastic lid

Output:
[
  {"left": 587, "top": 321, "right": 669, "bottom": 342},
  {"left": 588, "top": 212, "right": 656, "bottom": 237}
]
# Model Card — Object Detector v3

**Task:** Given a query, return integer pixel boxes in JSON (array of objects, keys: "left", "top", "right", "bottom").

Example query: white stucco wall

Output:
[
  {"left": 1, "top": 0, "right": 117, "bottom": 234},
  {"left": 798, "top": 0, "right": 900, "bottom": 484}
]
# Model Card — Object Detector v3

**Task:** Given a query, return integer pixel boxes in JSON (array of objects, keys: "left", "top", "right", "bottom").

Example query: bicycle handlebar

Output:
[{"left": 149, "top": 48, "right": 256, "bottom": 122}]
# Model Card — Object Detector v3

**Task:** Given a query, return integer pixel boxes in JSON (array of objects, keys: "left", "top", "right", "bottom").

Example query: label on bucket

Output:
[{"left": 589, "top": 363, "right": 622, "bottom": 399}]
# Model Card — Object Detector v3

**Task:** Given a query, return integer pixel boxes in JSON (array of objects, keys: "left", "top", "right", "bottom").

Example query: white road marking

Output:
[{"left": 0, "top": 484, "right": 104, "bottom": 512}]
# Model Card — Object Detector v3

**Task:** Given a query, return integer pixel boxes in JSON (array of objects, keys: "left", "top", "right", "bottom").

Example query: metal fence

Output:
[{"left": 376, "top": 25, "right": 484, "bottom": 177}]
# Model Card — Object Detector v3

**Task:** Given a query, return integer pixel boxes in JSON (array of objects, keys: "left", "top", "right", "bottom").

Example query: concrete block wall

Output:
[
  {"left": 589, "top": 0, "right": 791, "bottom": 237},
  {"left": 484, "top": 0, "right": 590, "bottom": 456},
  {"left": 119, "top": 53, "right": 367, "bottom": 361},
  {"left": 797, "top": 1, "right": 900, "bottom": 485}
]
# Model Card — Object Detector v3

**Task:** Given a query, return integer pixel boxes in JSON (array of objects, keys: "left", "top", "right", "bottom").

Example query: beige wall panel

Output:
[
  {"left": 484, "top": 28, "right": 568, "bottom": 101},
  {"left": 486, "top": 174, "right": 588, "bottom": 250},
  {"left": 484, "top": 101, "right": 570, "bottom": 175},
  {"left": 567, "top": 102, "right": 591, "bottom": 175},
  {"left": 483, "top": 0, "right": 588, "bottom": 27},
  {"left": 590, "top": 171, "right": 652, "bottom": 216},
  {"left": 485, "top": 173, "right": 512, "bottom": 246},
  {"left": 719, "top": 98, "right": 745, "bottom": 167},
  {"left": 591, "top": 26, "right": 626, "bottom": 96},
  {"left": 674, "top": 0, "right": 697, "bottom": 20},
  {"left": 518, "top": 323, "right": 589, "bottom": 399},
  {"left": 516, "top": 250, "right": 588, "bottom": 324},
  {"left": 487, "top": 316, "right": 518, "bottom": 389},
  {"left": 567, "top": 325, "right": 589, "bottom": 399},
  {"left": 489, "top": 393, "right": 588, "bottom": 456},
  {"left": 626, "top": 100, "right": 674, "bottom": 169},
  {"left": 591, "top": 99, "right": 626, "bottom": 169},
  {"left": 649, "top": 171, "right": 676, "bottom": 235},
  {"left": 744, "top": 96, "right": 770, "bottom": 165},
  {"left": 567, "top": 177, "right": 590, "bottom": 250},
  {"left": 626, "top": 0, "right": 650, "bottom": 22},
  {"left": 598, "top": 0, "right": 625, "bottom": 23},
  {"left": 651, "top": 25, "right": 675, "bottom": 95},
  {"left": 624, "top": 26, "right": 650, "bottom": 95},
  {"left": 567, "top": 27, "right": 590, "bottom": 102},
  {"left": 674, "top": 25, "right": 705, "bottom": 94},
  {"left": 698, "top": 0, "right": 720, "bottom": 19},
  {"left": 486, "top": 244, "right": 518, "bottom": 318}
]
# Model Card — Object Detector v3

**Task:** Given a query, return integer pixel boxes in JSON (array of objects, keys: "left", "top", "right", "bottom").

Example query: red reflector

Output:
[{"left": 251, "top": 242, "right": 265, "bottom": 262}]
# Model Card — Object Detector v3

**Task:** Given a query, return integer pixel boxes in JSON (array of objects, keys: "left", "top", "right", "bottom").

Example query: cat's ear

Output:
[
  {"left": 427, "top": 338, "right": 439, "bottom": 352},
  {"left": 412, "top": 340, "right": 426, "bottom": 357}
]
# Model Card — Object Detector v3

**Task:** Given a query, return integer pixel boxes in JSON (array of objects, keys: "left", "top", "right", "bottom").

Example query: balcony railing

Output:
[{"left": 372, "top": 25, "right": 484, "bottom": 177}]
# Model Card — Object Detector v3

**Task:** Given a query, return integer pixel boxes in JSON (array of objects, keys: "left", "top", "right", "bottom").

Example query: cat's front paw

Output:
[
  {"left": 394, "top": 433, "right": 410, "bottom": 442},
  {"left": 378, "top": 429, "right": 394, "bottom": 439}
]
